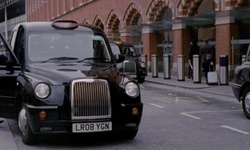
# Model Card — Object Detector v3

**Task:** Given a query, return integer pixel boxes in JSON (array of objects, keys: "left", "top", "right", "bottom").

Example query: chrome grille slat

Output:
[{"left": 71, "top": 79, "right": 111, "bottom": 120}]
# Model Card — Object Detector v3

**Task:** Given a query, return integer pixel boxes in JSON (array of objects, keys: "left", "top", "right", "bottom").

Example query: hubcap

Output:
[{"left": 18, "top": 108, "right": 27, "bottom": 135}]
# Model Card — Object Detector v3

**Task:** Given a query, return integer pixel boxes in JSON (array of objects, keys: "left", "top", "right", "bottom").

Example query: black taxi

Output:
[
  {"left": 0, "top": 20, "right": 143, "bottom": 145},
  {"left": 110, "top": 41, "right": 147, "bottom": 83},
  {"left": 232, "top": 45, "right": 250, "bottom": 119}
]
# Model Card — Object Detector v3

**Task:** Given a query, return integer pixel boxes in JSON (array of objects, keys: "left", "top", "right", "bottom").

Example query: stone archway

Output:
[
  {"left": 123, "top": 3, "right": 143, "bottom": 44},
  {"left": 93, "top": 15, "right": 105, "bottom": 30},
  {"left": 146, "top": 0, "right": 173, "bottom": 21},
  {"left": 82, "top": 18, "right": 90, "bottom": 24},
  {"left": 177, "top": 0, "right": 203, "bottom": 16},
  {"left": 176, "top": 0, "right": 245, "bottom": 16},
  {"left": 145, "top": 0, "right": 174, "bottom": 72},
  {"left": 236, "top": 0, "right": 249, "bottom": 6},
  {"left": 145, "top": 0, "right": 174, "bottom": 43},
  {"left": 123, "top": 3, "right": 143, "bottom": 27},
  {"left": 106, "top": 10, "right": 121, "bottom": 41}
]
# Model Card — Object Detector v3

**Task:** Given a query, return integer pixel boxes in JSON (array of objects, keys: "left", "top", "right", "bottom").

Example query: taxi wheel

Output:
[
  {"left": 22, "top": 121, "right": 37, "bottom": 145},
  {"left": 242, "top": 87, "right": 250, "bottom": 119},
  {"left": 137, "top": 77, "right": 145, "bottom": 83},
  {"left": 18, "top": 107, "right": 37, "bottom": 145}
]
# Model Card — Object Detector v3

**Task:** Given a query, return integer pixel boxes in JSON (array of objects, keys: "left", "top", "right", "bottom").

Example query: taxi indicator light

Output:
[
  {"left": 114, "top": 40, "right": 124, "bottom": 44},
  {"left": 132, "top": 107, "right": 139, "bottom": 115},
  {"left": 52, "top": 20, "right": 78, "bottom": 29},
  {"left": 39, "top": 111, "right": 47, "bottom": 120}
]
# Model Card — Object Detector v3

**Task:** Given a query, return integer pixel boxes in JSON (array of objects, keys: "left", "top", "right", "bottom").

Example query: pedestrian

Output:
[
  {"left": 200, "top": 38, "right": 215, "bottom": 83},
  {"left": 188, "top": 40, "right": 200, "bottom": 79}
]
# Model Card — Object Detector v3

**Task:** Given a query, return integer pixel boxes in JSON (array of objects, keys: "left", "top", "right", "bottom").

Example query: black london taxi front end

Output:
[
  {"left": 110, "top": 41, "right": 147, "bottom": 83},
  {"left": 0, "top": 20, "right": 143, "bottom": 145},
  {"left": 232, "top": 45, "right": 250, "bottom": 120}
]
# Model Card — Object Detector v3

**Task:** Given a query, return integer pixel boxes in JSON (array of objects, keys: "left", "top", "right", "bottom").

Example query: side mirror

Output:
[{"left": 115, "top": 54, "right": 125, "bottom": 63}]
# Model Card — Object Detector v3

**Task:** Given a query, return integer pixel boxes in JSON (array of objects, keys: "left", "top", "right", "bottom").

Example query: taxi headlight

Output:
[
  {"left": 140, "top": 62, "right": 145, "bottom": 68},
  {"left": 34, "top": 83, "right": 50, "bottom": 99},
  {"left": 125, "top": 82, "right": 139, "bottom": 97}
]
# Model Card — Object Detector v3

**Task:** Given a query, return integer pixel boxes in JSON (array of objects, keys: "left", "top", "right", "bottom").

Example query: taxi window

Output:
[
  {"left": 122, "top": 46, "right": 137, "bottom": 56},
  {"left": 246, "top": 44, "right": 250, "bottom": 62},
  {"left": 0, "top": 38, "right": 12, "bottom": 65},
  {"left": 92, "top": 36, "right": 111, "bottom": 59},
  {"left": 110, "top": 43, "right": 121, "bottom": 55},
  {"left": 28, "top": 31, "right": 111, "bottom": 62}
]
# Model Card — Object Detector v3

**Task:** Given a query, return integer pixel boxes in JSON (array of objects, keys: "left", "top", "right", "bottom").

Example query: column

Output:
[
  {"left": 215, "top": 13, "right": 237, "bottom": 79},
  {"left": 142, "top": 25, "right": 157, "bottom": 72},
  {"left": 120, "top": 29, "right": 132, "bottom": 43},
  {"left": 172, "top": 22, "right": 189, "bottom": 75}
]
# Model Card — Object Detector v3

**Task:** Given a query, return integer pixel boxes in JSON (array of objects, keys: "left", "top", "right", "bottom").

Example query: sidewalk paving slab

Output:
[
  {"left": 0, "top": 118, "right": 18, "bottom": 150},
  {"left": 145, "top": 72, "right": 234, "bottom": 98}
]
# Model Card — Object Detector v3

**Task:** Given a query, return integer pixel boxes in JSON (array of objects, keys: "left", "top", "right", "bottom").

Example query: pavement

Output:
[
  {"left": 145, "top": 72, "right": 234, "bottom": 98},
  {"left": 0, "top": 118, "right": 18, "bottom": 150},
  {"left": 0, "top": 72, "right": 234, "bottom": 149}
]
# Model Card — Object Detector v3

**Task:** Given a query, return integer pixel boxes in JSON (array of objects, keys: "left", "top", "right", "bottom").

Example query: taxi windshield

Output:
[
  {"left": 28, "top": 31, "right": 111, "bottom": 63},
  {"left": 121, "top": 46, "right": 139, "bottom": 57}
]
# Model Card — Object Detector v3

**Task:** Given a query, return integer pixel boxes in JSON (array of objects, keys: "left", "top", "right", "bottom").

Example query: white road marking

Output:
[
  {"left": 149, "top": 103, "right": 164, "bottom": 108},
  {"left": 197, "top": 96, "right": 210, "bottom": 103},
  {"left": 183, "top": 109, "right": 242, "bottom": 114},
  {"left": 139, "top": 85, "right": 144, "bottom": 88},
  {"left": 150, "top": 97, "right": 171, "bottom": 103},
  {"left": 178, "top": 97, "right": 197, "bottom": 102},
  {"left": 180, "top": 112, "right": 201, "bottom": 120},
  {"left": 175, "top": 97, "right": 179, "bottom": 103},
  {"left": 220, "top": 125, "right": 249, "bottom": 135}
]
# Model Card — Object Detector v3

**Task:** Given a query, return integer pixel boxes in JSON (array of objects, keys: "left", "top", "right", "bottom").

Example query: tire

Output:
[
  {"left": 137, "top": 77, "right": 145, "bottom": 83},
  {"left": 242, "top": 87, "right": 250, "bottom": 119},
  {"left": 18, "top": 107, "right": 37, "bottom": 145}
]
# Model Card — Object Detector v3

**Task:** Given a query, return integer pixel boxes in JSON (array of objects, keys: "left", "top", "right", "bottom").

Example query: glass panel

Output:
[
  {"left": 231, "top": 39, "right": 250, "bottom": 68},
  {"left": 28, "top": 31, "right": 111, "bottom": 62},
  {"left": 0, "top": 39, "right": 9, "bottom": 65},
  {"left": 110, "top": 44, "right": 121, "bottom": 55}
]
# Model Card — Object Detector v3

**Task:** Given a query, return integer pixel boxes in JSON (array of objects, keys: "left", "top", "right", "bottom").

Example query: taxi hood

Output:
[{"left": 25, "top": 63, "right": 124, "bottom": 85}]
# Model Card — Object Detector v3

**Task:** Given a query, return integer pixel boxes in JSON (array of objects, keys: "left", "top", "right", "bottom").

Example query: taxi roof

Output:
[
  {"left": 14, "top": 20, "right": 103, "bottom": 33},
  {"left": 110, "top": 41, "right": 134, "bottom": 47}
]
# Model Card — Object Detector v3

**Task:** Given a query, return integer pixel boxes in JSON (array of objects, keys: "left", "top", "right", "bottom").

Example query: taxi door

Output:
[{"left": 0, "top": 33, "right": 20, "bottom": 119}]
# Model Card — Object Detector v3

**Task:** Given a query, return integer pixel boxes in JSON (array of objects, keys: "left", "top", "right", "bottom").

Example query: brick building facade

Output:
[{"left": 26, "top": 0, "right": 250, "bottom": 78}]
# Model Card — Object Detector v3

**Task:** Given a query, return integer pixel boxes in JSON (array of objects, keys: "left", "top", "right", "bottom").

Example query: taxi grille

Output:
[
  {"left": 71, "top": 79, "right": 111, "bottom": 120},
  {"left": 123, "top": 61, "right": 136, "bottom": 75}
]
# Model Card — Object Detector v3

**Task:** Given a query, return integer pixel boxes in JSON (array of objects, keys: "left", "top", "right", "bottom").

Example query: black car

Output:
[
  {"left": 110, "top": 41, "right": 147, "bottom": 83},
  {"left": 232, "top": 46, "right": 250, "bottom": 119},
  {"left": 0, "top": 20, "right": 143, "bottom": 145}
]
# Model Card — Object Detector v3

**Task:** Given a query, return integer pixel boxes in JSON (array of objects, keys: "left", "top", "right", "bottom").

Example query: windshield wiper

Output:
[
  {"left": 77, "top": 57, "right": 110, "bottom": 63},
  {"left": 42, "top": 57, "right": 79, "bottom": 63}
]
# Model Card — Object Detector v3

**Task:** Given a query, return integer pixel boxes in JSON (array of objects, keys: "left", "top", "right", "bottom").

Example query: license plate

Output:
[{"left": 72, "top": 122, "right": 112, "bottom": 133}]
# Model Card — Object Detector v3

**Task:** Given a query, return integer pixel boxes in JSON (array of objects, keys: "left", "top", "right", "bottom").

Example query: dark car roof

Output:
[{"left": 14, "top": 20, "right": 103, "bottom": 33}]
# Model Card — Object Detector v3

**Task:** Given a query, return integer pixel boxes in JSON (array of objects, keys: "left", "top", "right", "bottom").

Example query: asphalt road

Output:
[{"left": 7, "top": 82, "right": 250, "bottom": 150}]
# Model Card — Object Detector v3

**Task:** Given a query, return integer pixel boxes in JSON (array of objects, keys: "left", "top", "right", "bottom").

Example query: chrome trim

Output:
[
  {"left": 18, "top": 108, "right": 26, "bottom": 134},
  {"left": 71, "top": 79, "right": 111, "bottom": 120},
  {"left": 25, "top": 104, "right": 58, "bottom": 109},
  {"left": 123, "top": 60, "right": 137, "bottom": 75},
  {"left": 232, "top": 83, "right": 242, "bottom": 88}
]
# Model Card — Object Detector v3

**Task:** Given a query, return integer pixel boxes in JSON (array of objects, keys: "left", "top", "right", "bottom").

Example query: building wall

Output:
[{"left": 25, "top": 0, "right": 248, "bottom": 79}]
